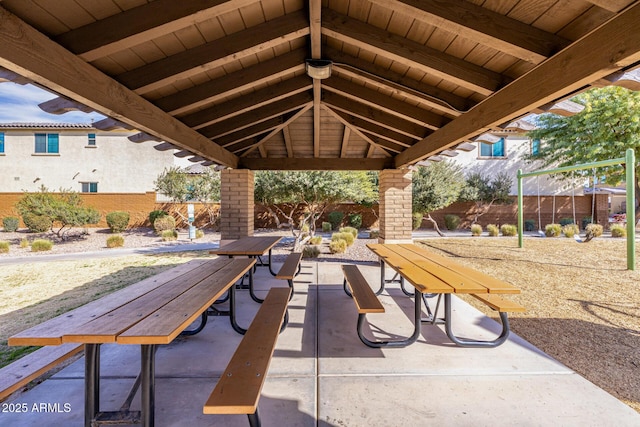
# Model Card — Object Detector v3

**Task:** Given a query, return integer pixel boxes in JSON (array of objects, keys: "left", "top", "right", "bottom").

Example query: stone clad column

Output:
[
  {"left": 220, "top": 169, "right": 254, "bottom": 242},
  {"left": 378, "top": 169, "right": 413, "bottom": 243}
]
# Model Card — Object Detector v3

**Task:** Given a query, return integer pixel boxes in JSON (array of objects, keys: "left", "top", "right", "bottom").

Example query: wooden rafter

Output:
[
  {"left": 340, "top": 126, "right": 351, "bottom": 158},
  {"left": 283, "top": 125, "right": 294, "bottom": 158},
  {"left": 395, "top": 2, "right": 640, "bottom": 167},
  {"left": 321, "top": 8, "right": 506, "bottom": 96},
  {"left": 118, "top": 11, "right": 309, "bottom": 94},
  {"left": 181, "top": 76, "right": 312, "bottom": 129},
  {"left": 215, "top": 117, "right": 284, "bottom": 148},
  {"left": 310, "top": 0, "right": 322, "bottom": 158},
  {"left": 56, "top": 0, "right": 259, "bottom": 62},
  {"left": 367, "top": 0, "right": 569, "bottom": 64},
  {"left": 328, "top": 109, "right": 416, "bottom": 147},
  {"left": 239, "top": 157, "right": 393, "bottom": 170},
  {"left": 0, "top": 5, "right": 238, "bottom": 168},
  {"left": 323, "top": 105, "right": 392, "bottom": 158}
]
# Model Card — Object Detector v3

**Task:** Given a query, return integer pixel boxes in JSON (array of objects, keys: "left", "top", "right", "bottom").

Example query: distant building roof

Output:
[{"left": 0, "top": 122, "right": 93, "bottom": 129}]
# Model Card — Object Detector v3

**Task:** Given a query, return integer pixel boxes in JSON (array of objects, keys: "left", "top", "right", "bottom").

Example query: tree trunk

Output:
[{"left": 425, "top": 213, "right": 444, "bottom": 237}]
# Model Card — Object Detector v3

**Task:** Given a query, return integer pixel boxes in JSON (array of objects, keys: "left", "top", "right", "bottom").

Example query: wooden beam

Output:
[
  {"left": 118, "top": 11, "right": 309, "bottom": 94},
  {"left": 155, "top": 49, "right": 306, "bottom": 115},
  {"left": 200, "top": 92, "right": 313, "bottom": 138},
  {"left": 322, "top": 92, "right": 428, "bottom": 139},
  {"left": 283, "top": 125, "right": 294, "bottom": 158},
  {"left": 0, "top": 6, "right": 238, "bottom": 168},
  {"left": 340, "top": 125, "right": 351, "bottom": 158},
  {"left": 55, "top": 0, "right": 259, "bottom": 62},
  {"left": 309, "top": 0, "right": 322, "bottom": 157},
  {"left": 323, "top": 76, "right": 446, "bottom": 129},
  {"left": 367, "top": 0, "right": 569, "bottom": 63},
  {"left": 313, "top": 80, "right": 321, "bottom": 157},
  {"left": 322, "top": 8, "right": 505, "bottom": 95},
  {"left": 359, "top": 131, "right": 404, "bottom": 154},
  {"left": 584, "top": 0, "right": 631, "bottom": 13},
  {"left": 215, "top": 117, "right": 284, "bottom": 148},
  {"left": 329, "top": 109, "right": 417, "bottom": 147},
  {"left": 323, "top": 105, "right": 392, "bottom": 157},
  {"left": 395, "top": 2, "right": 640, "bottom": 167},
  {"left": 242, "top": 104, "right": 313, "bottom": 156},
  {"left": 38, "top": 96, "right": 93, "bottom": 115},
  {"left": 181, "top": 75, "right": 312, "bottom": 129},
  {"left": 239, "top": 157, "right": 393, "bottom": 170}
]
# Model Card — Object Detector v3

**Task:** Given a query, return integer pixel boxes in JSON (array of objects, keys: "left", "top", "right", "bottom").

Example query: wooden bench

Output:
[
  {"left": 203, "top": 286, "right": 291, "bottom": 427},
  {"left": 275, "top": 252, "right": 302, "bottom": 300},
  {"left": 0, "top": 343, "right": 83, "bottom": 401}
]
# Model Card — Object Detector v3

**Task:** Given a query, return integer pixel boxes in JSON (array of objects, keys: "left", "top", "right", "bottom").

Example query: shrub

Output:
[
  {"left": 545, "top": 223, "right": 562, "bottom": 237},
  {"left": 106, "top": 211, "right": 130, "bottom": 233},
  {"left": 327, "top": 211, "right": 344, "bottom": 230},
  {"left": 23, "top": 213, "right": 52, "bottom": 233},
  {"left": 500, "top": 224, "right": 517, "bottom": 236},
  {"left": 339, "top": 226, "right": 358, "bottom": 239},
  {"left": 149, "top": 210, "right": 168, "bottom": 227},
  {"left": 0, "top": 241, "right": 9, "bottom": 253},
  {"left": 348, "top": 213, "right": 363, "bottom": 229},
  {"left": 470, "top": 224, "right": 483, "bottom": 236},
  {"left": 309, "top": 235, "right": 322, "bottom": 245},
  {"left": 369, "top": 230, "right": 380, "bottom": 239},
  {"left": 302, "top": 245, "right": 321, "bottom": 258},
  {"left": 195, "top": 229, "right": 204, "bottom": 239},
  {"left": 321, "top": 222, "right": 332, "bottom": 232},
  {"left": 524, "top": 219, "right": 536, "bottom": 232},
  {"left": 329, "top": 239, "right": 347, "bottom": 254},
  {"left": 444, "top": 214, "right": 461, "bottom": 231},
  {"left": 581, "top": 216, "right": 593, "bottom": 230},
  {"left": 161, "top": 229, "right": 178, "bottom": 241},
  {"left": 332, "top": 232, "right": 354, "bottom": 246},
  {"left": 487, "top": 224, "right": 499, "bottom": 237},
  {"left": 20, "top": 238, "right": 29, "bottom": 248},
  {"left": 562, "top": 224, "right": 580, "bottom": 238},
  {"left": 31, "top": 239, "right": 53, "bottom": 252},
  {"left": 559, "top": 217, "right": 575, "bottom": 226},
  {"left": 610, "top": 223, "right": 627, "bottom": 238},
  {"left": 2, "top": 217, "right": 19, "bottom": 232},
  {"left": 154, "top": 215, "right": 176, "bottom": 233},
  {"left": 585, "top": 223, "right": 603, "bottom": 239},
  {"left": 412, "top": 213, "right": 423, "bottom": 230},
  {"left": 106, "top": 235, "right": 125, "bottom": 248}
]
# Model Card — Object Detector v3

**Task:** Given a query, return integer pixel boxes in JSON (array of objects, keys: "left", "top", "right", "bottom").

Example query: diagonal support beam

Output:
[
  {"left": 0, "top": 6, "right": 238, "bottom": 168},
  {"left": 241, "top": 104, "right": 313, "bottom": 156},
  {"left": 395, "top": 2, "right": 640, "bottom": 167}
]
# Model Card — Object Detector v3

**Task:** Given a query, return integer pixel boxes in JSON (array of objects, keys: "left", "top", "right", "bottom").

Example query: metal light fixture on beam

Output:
[{"left": 305, "top": 59, "right": 333, "bottom": 79}]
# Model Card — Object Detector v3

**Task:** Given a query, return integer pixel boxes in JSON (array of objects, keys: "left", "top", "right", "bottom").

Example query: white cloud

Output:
[{"left": 0, "top": 82, "right": 105, "bottom": 123}]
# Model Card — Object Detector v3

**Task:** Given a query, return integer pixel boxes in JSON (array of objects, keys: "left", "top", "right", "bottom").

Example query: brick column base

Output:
[
  {"left": 220, "top": 169, "right": 254, "bottom": 241},
  {"left": 379, "top": 169, "right": 413, "bottom": 243}
]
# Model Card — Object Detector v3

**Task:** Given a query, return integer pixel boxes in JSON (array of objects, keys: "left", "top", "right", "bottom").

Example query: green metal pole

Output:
[
  {"left": 519, "top": 156, "right": 627, "bottom": 179},
  {"left": 625, "top": 148, "right": 635, "bottom": 270},
  {"left": 517, "top": 169, "right": 524, "bottom": 248}
]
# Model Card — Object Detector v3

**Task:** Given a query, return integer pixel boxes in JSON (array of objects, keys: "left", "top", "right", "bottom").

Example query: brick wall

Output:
[
  {"left": 219, "top": 169, "right": 254, "bottom": 240},
  {"left": 378, "top": 169, "right": 413, "bottom": 242}
]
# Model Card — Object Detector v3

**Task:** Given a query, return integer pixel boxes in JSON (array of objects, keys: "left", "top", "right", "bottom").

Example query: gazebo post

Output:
[
  {"left": 378, "top": 169, "right": 413, "bottom": 243},
  {"left": 220, "top": 169, "right": 254, "bottom": 244}
]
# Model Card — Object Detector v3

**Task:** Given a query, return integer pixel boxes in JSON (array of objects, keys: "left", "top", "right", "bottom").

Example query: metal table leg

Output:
[
  {"left": 356, "top": 291, "right": 422, "bottom": 348},
  {"left": 84, "top": 343, "right": 100, "bottom": 427},
  {"left": 141, "top": 344, "right": 157, "bottom": 427}
]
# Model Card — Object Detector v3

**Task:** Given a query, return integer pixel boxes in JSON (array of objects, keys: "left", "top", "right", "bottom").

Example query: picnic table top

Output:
[
  {"left": 210, "top": 236, "right": 282, "bottom": 256},
  {"left": 367, "top": 243, "right": 520, "bottom": 295}
]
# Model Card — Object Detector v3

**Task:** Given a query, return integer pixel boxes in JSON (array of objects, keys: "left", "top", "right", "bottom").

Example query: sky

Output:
[{"left": 0, "top": 82, "right": 106, "bottom": 123}]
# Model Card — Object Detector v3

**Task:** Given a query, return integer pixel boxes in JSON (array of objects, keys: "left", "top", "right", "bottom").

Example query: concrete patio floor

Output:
[{"left": 2, "top": 260, "right": 638, "bottom": 426}]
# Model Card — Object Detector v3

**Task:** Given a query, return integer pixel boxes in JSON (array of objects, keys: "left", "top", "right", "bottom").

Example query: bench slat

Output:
[
  {"left": 342, "top": 265, "right": 384, "bottom": 314},
  {"left": 0, "top": 344, "right": 83, "bottom": 401},
  {"left": 204, "top": 286, "right": 291, "bottom": 414},
  {"left": 276, "top": 252, "right": 302, "bottom": 280},
  {"left": 471, "top": 294, "right": 526, "bottom": 313}
]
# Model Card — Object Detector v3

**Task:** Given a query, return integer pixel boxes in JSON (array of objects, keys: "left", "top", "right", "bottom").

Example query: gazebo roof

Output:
[{"left": 1, "top": 1, "right": 639, "bottom": 170}]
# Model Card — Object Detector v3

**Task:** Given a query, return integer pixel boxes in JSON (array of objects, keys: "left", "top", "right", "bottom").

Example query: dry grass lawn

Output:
[{"left": 416, "top": 237, "right": 639, "bottom": 414}]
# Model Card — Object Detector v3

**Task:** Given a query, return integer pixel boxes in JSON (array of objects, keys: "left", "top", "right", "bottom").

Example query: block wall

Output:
[
  {"left": 219, "top": 169, "right": 254, "bottom": 240},
  {"left": 378, "top": 169, "right": 413, "bottom": 243}
]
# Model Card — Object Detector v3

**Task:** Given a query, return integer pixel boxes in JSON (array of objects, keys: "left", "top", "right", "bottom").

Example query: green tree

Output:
[
  {"left": 412, "top": 162, "right": 467, "bottom": 236},
  {"left": 16, "top": 186, "right": 100, "bottom": 239},
  {"left": 527, "top": 86, "right": 640, "bottom": 211},
  {"left": 255, "top": 171, "right": 377, "bottom": 250},
  {"left": 459, "top": 172, "right": 513, "bottom": 225},
  {"left": 154, "top": 167, "right": 221, "bottom": 227}
]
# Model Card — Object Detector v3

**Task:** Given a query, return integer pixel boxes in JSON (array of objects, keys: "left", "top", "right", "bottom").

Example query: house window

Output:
[
  {"left": 0, "top": 132, "right": 4, "bottom": 154},
  {"left": 531, "top": 139, "right": 541, "bottom": 156},
  {"left": 479, "top": 138, "right": 505, "bottom": 158},
  {"left": 87, "top": 133, "right": 96, "bottom": 146},
  {"left": 81, "top": 182, "right": 98, "bottom": 193},
  {"left": 35, "top": 133, "right": 59, "bottom": 153}
]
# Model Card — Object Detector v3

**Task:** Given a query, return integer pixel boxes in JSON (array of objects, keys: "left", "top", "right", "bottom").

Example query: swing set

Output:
[{"left": 517, "top": 148, "right": 636, "bottom": 270}]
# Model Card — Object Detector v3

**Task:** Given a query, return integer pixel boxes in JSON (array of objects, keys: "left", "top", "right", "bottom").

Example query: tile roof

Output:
[{"left": 0, "top": 123, "right": 93, "bottom": 129}]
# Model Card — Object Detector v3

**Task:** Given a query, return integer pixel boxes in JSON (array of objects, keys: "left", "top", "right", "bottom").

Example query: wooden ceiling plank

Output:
[
  {"left": 0, "top": 5, "right": 237, "bottom": 168},
  {"left": 329, "top": 109, "right": 416, "bottom": 147},
  {"left": 242, "top": 104, "right": 313, "bottom": 156},
  {"left": 367, "top": 0, "right": 569, "bottom": 63},
  {"left": 395, "top": 2, "right": 640, "bottom": 167},
  {"left": 216, "top": 117, "right": 284, "bottom": 147},
  {"left": 57, "top": 0, "right": 261, "bottom": 61},
  {"left": 583, "top": 0, "right": 631, "bottom": 13},
  {"left": 238, "top": 157, "right": 394, "bottom": 170},
  {"left": 323, "top": 105, "right": 392, "bottom": 157},
  {"left": 155, "top": 49, "right": 306, "bottom": 114},
  {"left": 321, "top": 8, "right": 505, "bottom": 95},
  {"left": 181, "top": 75, "right": 312, "bottom": 128},
  {"left": 118, "top": 11, "right": 309, "bottom": 94},
  {"left": 323, "top": 76, "right": 446, "bottom": 129},
  {"left": 200, "top": 92, "right": 313, "bottom": 138},
  {"left": 322, "top": 91, "right": 428, "bottom": 139}
]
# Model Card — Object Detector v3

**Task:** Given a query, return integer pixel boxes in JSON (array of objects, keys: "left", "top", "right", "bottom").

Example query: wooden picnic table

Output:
[
  {"left": 366, "top": 243, "right": 523, "bottom": 348},
  {"left": 8, "top": 257, "right": 255, "bottom": 427},
  {"left": 210, "top": 236, "right": 282, "bottom": 302}
]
